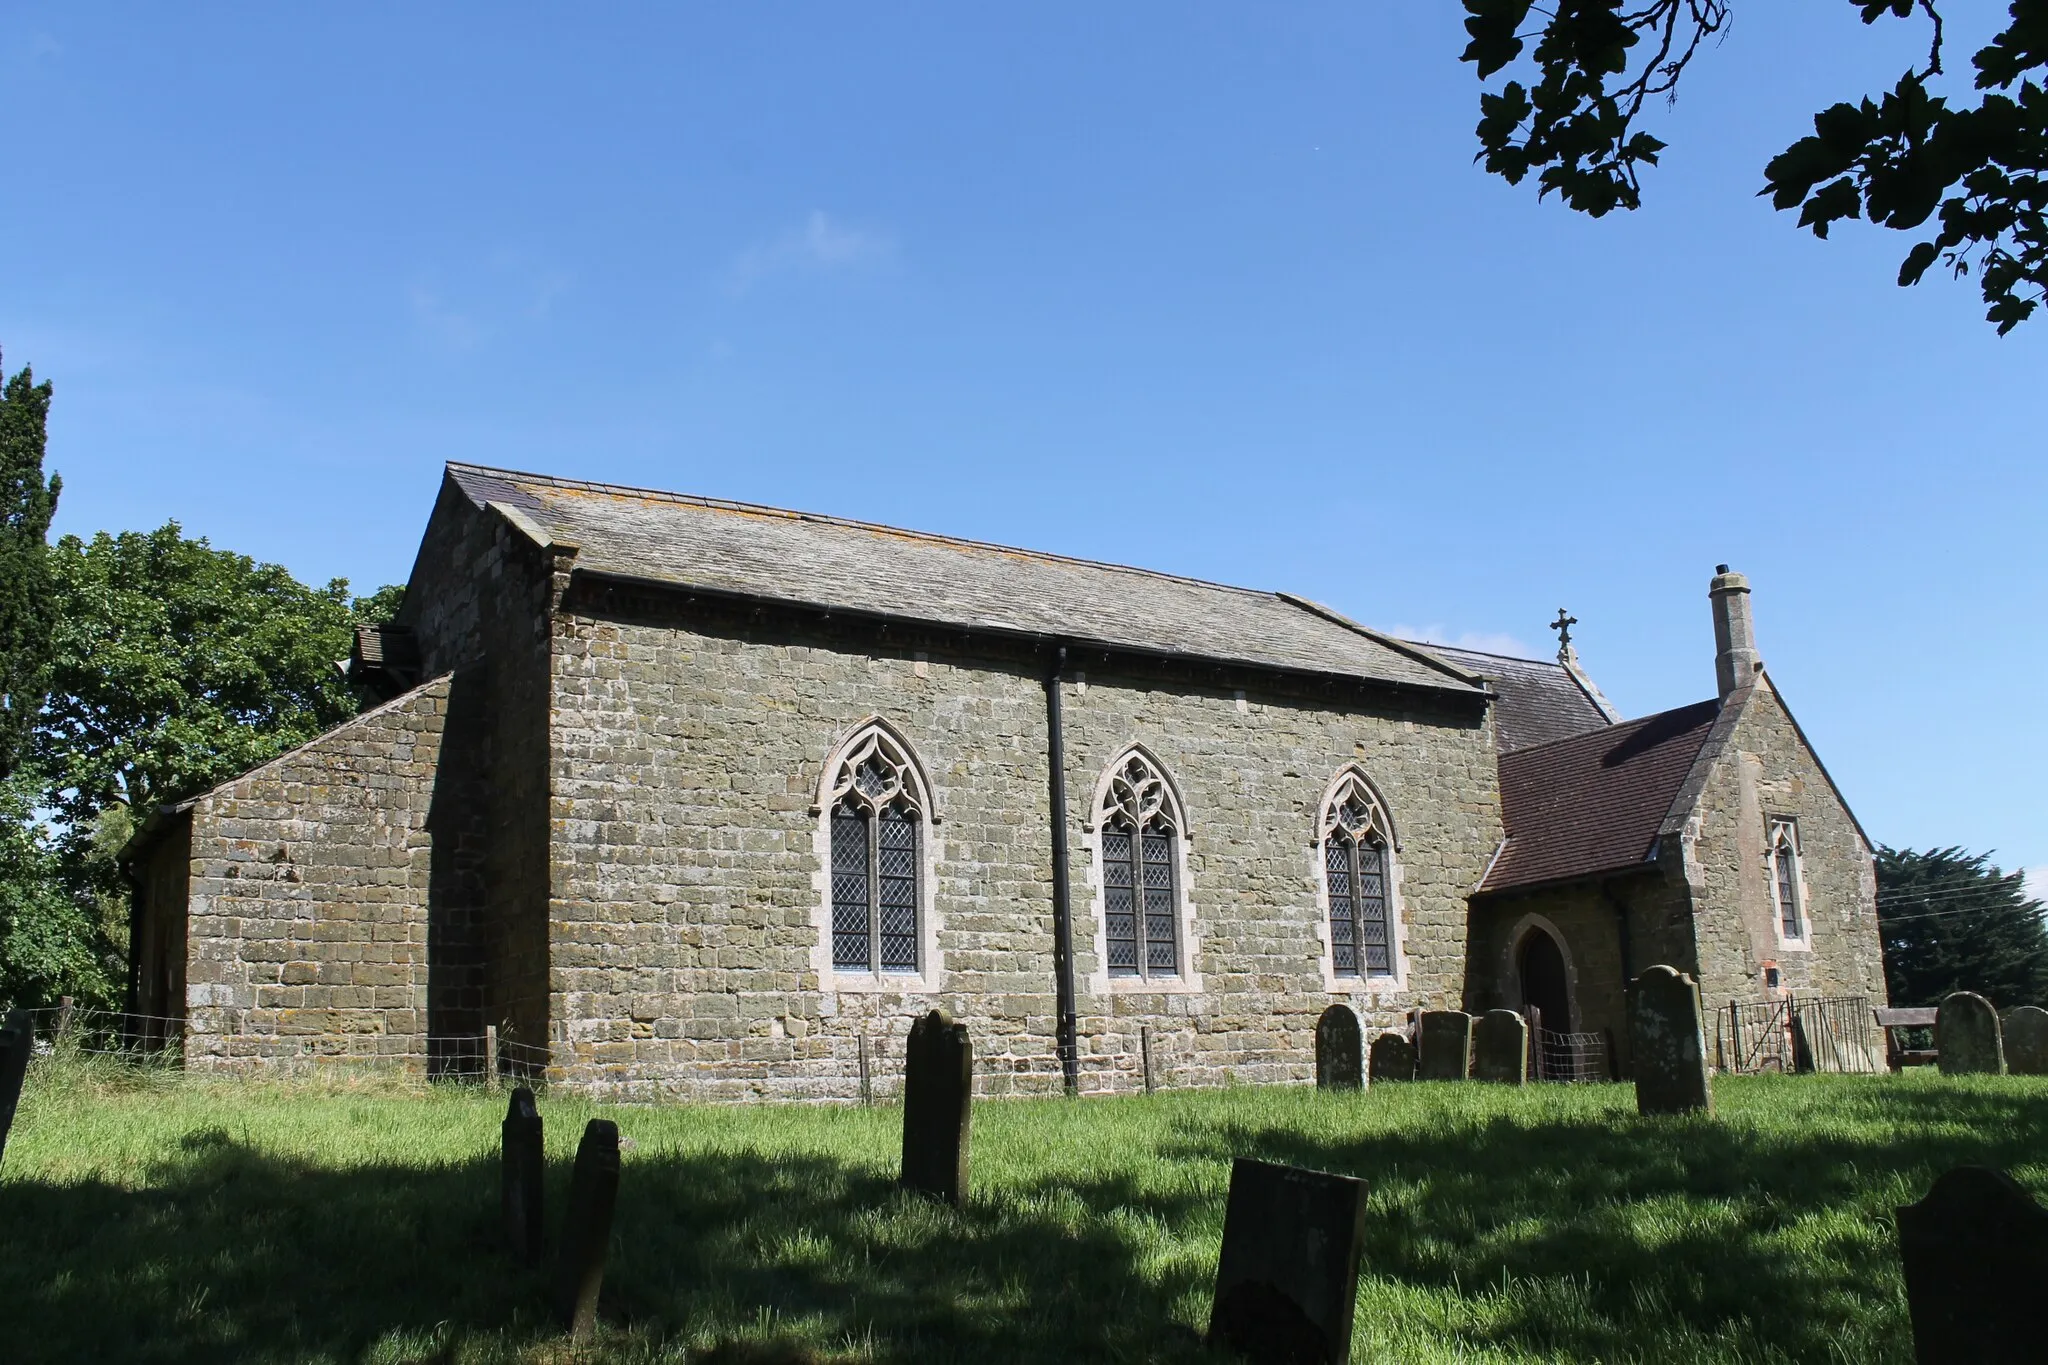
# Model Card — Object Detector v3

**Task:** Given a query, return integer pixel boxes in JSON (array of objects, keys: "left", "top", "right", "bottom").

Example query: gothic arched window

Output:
[
  {"left": 1097, "top": 751, "right": 1183, "bottom": 979},
  {"left": 1321, "top": 772, "right": 1396, "bottom": 979},
  {"left": 825, "top": 726, "right": 927, "bottom": 973},
  {"left": 1769, "top": 817, "right": 1805, "bottom": 943}
]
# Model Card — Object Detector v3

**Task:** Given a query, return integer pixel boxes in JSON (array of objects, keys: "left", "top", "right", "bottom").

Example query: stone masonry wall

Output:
[
  {"left": 543, "top": 586, "right": 1501, "bottom": 1100},
  {"left": 182, "top": 676, "right": 453, "bottom": 1070},
  {"left": 1683, "top": 679, "right": 1884, "bottom": 1014}
]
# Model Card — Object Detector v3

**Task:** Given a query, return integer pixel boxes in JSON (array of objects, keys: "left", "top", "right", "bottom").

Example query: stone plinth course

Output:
[
  {"left": 1207, "top": 1157, "right": 1369, "bottom": 1365},
  {"left": 1937, "top": 992, "right": 2005, "bottom": 1076},
  {"left": 1897, "top": 1165, "right": 2048, "bottom": 1363},
  {"left": 1369, "top": 1032, "right": 1415, "bottom": 1084},
  {"left": 1314, "top": 1005, "right": 1362, "bottom": 1090},
  {"left": 901, "top": 1009, "right": 972, "bottom": 1206},
  {"left": 557, "top": 1119, "right": 621, "bottom": 1341},
  {"left": 501, "top": 1086, "right": 544, "bottom": 1263},
  {"left": 1630, "top": 966, "right": 1712, "bottom": 1116},
  {"left": 1473, "top": 1009, "right": 1529, "bottom": 1084},
  {"left": 2002, "top": 1007, "right": 2048, "bottom": 1076},
  {"left": 1416, "top": 1011, "right": 1473, "bottom": 1081}
]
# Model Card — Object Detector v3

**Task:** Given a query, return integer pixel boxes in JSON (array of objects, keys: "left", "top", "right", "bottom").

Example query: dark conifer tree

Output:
[
  {"left": 1877, "top": 845, "right": 2048, "bottom": 1008},
  {"left": 0, "top": 355, "right": 61, "bottom": 779}
]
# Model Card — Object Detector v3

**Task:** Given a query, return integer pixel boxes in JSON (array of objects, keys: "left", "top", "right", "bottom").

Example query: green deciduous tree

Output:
[
  {"left": 1875, "top": 845, "right": 2048, "bottom": 1007},
  {"left": 1463, "top": 1, "right": 2048, "bottom": 332},
  {"left": 0, "top": 354, "right": 61, "bottom": 778}
]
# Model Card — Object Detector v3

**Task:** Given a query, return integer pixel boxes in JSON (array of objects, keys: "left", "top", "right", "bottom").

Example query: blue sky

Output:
[{"left": 3, "top": 4, "right": 2042, "bottom": 888}]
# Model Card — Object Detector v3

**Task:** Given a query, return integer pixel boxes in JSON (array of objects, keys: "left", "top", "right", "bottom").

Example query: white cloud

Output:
[
  {"left": 2025, "top": 867, "right": 2048, "bottom": 906},
  {"left": 726, "top": 212, "right": 895, "bottom": 294},
  {"left": 1385, "top": 624, "right": 1536, "bottom": 660}
]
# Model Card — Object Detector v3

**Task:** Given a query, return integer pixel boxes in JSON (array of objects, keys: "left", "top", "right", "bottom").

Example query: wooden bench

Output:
[{"left": 1875, "top": 1007, "right": 1940, "bottom": 1071}]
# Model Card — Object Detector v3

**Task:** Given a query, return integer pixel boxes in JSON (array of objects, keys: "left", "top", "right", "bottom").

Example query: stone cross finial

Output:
[{"left": 1550, "top": 608, "right": 1578, "bottom": 660}]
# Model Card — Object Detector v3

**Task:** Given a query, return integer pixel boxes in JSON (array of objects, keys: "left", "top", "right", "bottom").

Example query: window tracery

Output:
[
  {"left": 1321, "top": 772, "right": 1395, "bottom": 979},
  {"left": 826, "top": 727, "right": 925, "bottom": 973},
  {"left": 1097, "top": 752, "right": 1182, "bottom": 978}
]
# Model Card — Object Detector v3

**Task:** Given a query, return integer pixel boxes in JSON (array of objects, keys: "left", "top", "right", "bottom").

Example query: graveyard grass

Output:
[{"left": 7, "top": 1059, "right": 2046, "bottom": 1363}]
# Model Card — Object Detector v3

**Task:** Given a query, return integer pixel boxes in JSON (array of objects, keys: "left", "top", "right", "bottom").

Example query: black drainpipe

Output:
[{"left": 1045, "top": 645, "right": 1080, "bottom": 1095}]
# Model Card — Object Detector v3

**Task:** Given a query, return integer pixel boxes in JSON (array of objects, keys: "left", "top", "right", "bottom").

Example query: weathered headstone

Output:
[
  {"left": 900, "top": 1008, "right": 972, "bottom": 1206},
  {"left": 0, "top": 1008, "right": 30, "bottom": 1167},
  {"left": 2002, "top": 1007, "right": 2048, "bottom": 1076},
  {"left": 1416, "top": 1011, "right": 1473, "bottom": 1081},
  {"left": 1629, "top": 966, "right": 1712, "bottom": 1116},
  {"left": 1368, "top": 1031, "right": 1415, "bottom": 1084},
  {"left": 1938, "top": 992, "right": 2006, "bottom": 1075},
  {"left": 501, "top": 1085, "right": 544, "bottom": 1263},
  {"left": 1897, "top": 1165, "right": 2048, "bottom": 1363},
  {"left": 1314, "top": 1005, "right": 1362, "bottom": 1090},
  {"left": 1472, "top": 1009, "right": 1528, "bottom": 1085},
  {"left": 556, "top": 1118, "right": 621, "bottom": 1341},
  {"left": 1208, "top": 1157, "right": 1368, "bottom": 1365}
]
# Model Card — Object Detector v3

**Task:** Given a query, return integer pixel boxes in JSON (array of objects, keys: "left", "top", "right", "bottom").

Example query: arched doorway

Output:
[{"left": 1517, "top": 927, "right": 1573, "bottom": 1040}]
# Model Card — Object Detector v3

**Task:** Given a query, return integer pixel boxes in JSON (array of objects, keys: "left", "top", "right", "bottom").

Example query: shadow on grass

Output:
[
  {"left": 1164, "top": 1078, "right": 2048, "bottom": 1363},
  {"left": 0, "top": 1131, "right": 1221, "bottom": 1365}
]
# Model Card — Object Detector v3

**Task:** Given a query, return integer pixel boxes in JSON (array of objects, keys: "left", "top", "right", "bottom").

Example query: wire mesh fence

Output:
[
  {"left": 1713, "top": 995, "right": 1882, "bottom": 1075},
  {"left": 1531, "top": 1027, "right": 1610, "bottom": 1082}
]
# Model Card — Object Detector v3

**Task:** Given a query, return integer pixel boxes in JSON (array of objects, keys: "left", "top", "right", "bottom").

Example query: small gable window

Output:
[
  {"left": 1098, "top": 752, "right": 1183, "bottom": 978},
  {"left": 1322, "top": 772, "right": 1396, "bottom": 978},
  {"left": 1769, "top": 818, "right": 1805, "bottom": 943},
  {"left": 826, "top": 727, "right": 927, "bottom": 973}
]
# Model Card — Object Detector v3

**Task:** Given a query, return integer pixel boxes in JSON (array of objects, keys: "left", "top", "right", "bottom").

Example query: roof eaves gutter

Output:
[
  {"left": 568, "top": 567, "right": 1491, "bottom": 706},
  {"left": 1472, "top": 859, "right": 1665, "bottom": 901}
]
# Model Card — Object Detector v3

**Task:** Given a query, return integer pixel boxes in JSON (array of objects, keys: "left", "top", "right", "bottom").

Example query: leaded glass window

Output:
[
  {"left": 825, "top": 727, "right": 926, "bottom": 974},
  {"left": 1098, "top": 752, "right": 1181, "bottom": 979},
  {"left": 1322, "top": 773, "right": 1395, "bottom": 979},
  {"left": 1770, "top": 819, "right": 1804, "bottom": 941}
]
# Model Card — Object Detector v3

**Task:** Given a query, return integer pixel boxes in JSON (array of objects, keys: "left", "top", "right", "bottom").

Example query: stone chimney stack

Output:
[{"left": 1709, "top": 564, "right": 1760, "bottom": 701}]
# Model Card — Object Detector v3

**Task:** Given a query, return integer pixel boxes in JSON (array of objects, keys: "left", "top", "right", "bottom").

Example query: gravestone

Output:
[
  {"left": 1368, "top": 1032, "right": 1415, "bottom": 1084},
  {"left": 900, "top": 1008, "right": 972, "bottom": 1206},
  {"left": 501, "top": 1086, "right": 544, "bottom": 1263},
  {"left": 1897, "top": 1165, "right": 2048, "bottom": 1363},
  {"left": 1207, "top": 1157, "right": 1369, "bottom": 1365},
  {"left": 1472, "top": 1009, "right": 1529, "bottom": 1085},
  {"left": 1629, "top": 966, "right": 1712, "bottom": 1116},
  {"left": 0, "top": 1008, "right": 29, "bottom": 1167},
  {"left": 2002, "top": 1007, "right": 2048, "bottom": 1076},
  {"left": 1314, "top": 1005, "right": 1362, "bottom": 1090},
  {"left": 1416, "top": 1011, "right": 1473, "bottom": 1081},
  {"left": 556, "top": 1119, "right": 621, "bottom": 1341},
  {"left": 1937, "top": 991, "right": 2005, "bottom": 1075}
]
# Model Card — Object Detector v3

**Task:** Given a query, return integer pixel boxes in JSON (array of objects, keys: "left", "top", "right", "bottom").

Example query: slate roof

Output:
[
  {"left": 444, "top": 464, "right": 1485, "bottom": 696},
  {"left": 1411, "top": 643, "right": 1617, "bottom": 752},
  {"left": 1478, "top": 698, "right": 1722, "bottom": 894}
]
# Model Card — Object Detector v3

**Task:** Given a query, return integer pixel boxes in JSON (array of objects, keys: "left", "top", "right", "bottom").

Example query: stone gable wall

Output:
[
  {"left": 543, "top": 589, "right": 1502, "bottom": 1100},
  {"left": 1684, "top": 681, "right": 1884, "bottom": 1013},
  {"left": 182, "top": 675, "right": 454, "bottom": 1070}
]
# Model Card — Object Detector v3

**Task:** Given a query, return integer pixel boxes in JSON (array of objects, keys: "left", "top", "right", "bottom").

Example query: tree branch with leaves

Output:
[{"left": 1464, "top": 1, "right": 2048, "bottom": 332}]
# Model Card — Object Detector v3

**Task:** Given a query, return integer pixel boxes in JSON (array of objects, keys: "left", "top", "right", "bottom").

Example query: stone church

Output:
[{"left": 123, "top": 464, "right": 1886, "bottom": 1097}]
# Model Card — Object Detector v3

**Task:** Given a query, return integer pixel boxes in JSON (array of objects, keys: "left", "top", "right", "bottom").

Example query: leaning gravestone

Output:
[
  {"left": 1629, "top": 966, "right": 1712, "bottom": 1116},
  {"left": 1937, "top": 991, "right": 2005, "bottom": 1075},
  {"left": 1897, "top": 1165, "right": 2048, "bottom": 1363},
  {"left": 2002, "top": 1007, "right": 2048, "bottom": 1076},
  {"left": 1368, "top": 1031, "right": 1415, "bottom": 1084},
  {"left": 0, "top": 1009, "right": 30, "bottom": 1167},
  {"left": 501, "top": 1086, "right": 544, "bottom": 1263},
  {"left": 557, "top": 1119, "right": 621, "bottom": 1341},
  {"left": 1207, "top": 1157, "right": 1369, "bottom": 1365},
  {"left": 900, "top": 1008, "right": 972, "bottom": 1206},
  {"left": 1314, "top": 1005, "right": 1363, "bottom": 1091},
  {"left": 1472, "top": 1009, "right": 1529, "bottom": 1085},
  {"left": 1416, "top": 1011, "right": 1473, "bottom": 1081}
]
